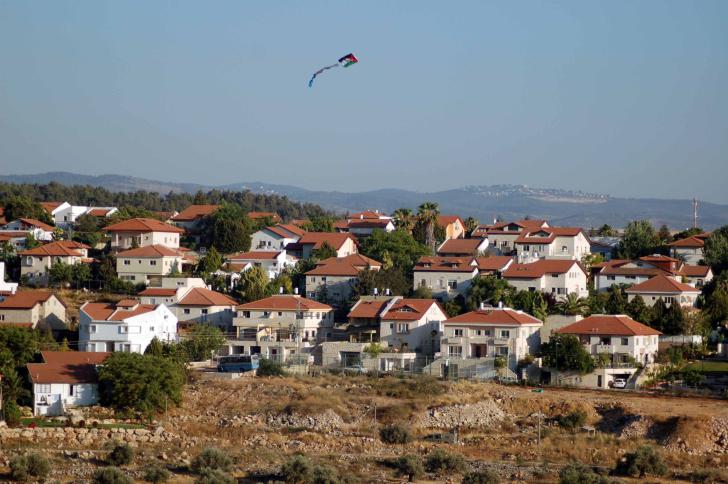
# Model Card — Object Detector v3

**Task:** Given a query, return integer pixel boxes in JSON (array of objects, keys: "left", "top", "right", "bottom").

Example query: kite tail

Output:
[{"left": 308, "top": 63, "right": 340, "bottom": 87}]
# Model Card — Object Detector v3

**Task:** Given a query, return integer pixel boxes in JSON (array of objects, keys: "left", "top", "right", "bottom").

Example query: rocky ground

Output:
[{"left": 1, "top": 372, "right": 727, "bottom": 482}]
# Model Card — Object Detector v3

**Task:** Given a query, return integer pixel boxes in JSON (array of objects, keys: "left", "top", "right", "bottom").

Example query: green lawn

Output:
[{"left": 686, "top": 360, "right": 728, "bottom": 373}]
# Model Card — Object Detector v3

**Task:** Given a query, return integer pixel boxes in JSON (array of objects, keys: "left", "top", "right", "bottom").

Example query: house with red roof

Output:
[
  {"left": 554, "top": 314, "right": 661, "bottom": 388},
  {"left": 514, "top": 227, "right": 591, "bottom": 263},
  {"left": 224, "top": 250, "right": 298, "bottom": 279},
  {"left": 229, "top": 294, "right": 334, "bottom": 360},
  {"left": 115, "top": 245, "right": 186, "bottom": 285},
  {"left": 2, "top": 218, "right": 56, "bottom": 241},
  {"left": 19, "top": 241, "right": 92, "bottom": 285},
  {"left": 41, "top": 202, "right": 118, "bottom": 228},
  {"left": 27, "top": 351, "right": 110, "bottom": 416},
  {"left": 0, "top": 289, "right": 66, "bottom": 330},
  {"left": 305, "top": 254, "right": 382, "bottom": 304},
  {"left": 669, "top": 232, "right": 711, "bottom": 265},
  {"left": 502, "top": 259, "right": 588, "bottom": 299},
  {"left": 472, "top": 219, "right": 550, "bottom": 254},
  {"left": 441, "top": 308, "right": 542, "bottom": 369},
  {"left": 247, "top": 212, "right": 281, "bottom": 223},
  {"left": 413, "top": 256, "right": 479, "bottom": 300},
  {"left": 334, "top": 211, "right": 395, "bottom": 237},
  {"left": 251, "top": 224, "right": 305, "bottom": 252},
  {"left": 289, "top": 232, "right": 358, "bottom": 259},
  {"left": 104, "top": 217, "right": 184, "bottom": 251},
  {"left": 379, "top": 298, "right": 447, "bottom": 356},
  {"left": 170, "top": 205, "right": 220, "bottom": 233},
  {"left": 437, "top": 215, "right": 466, "bottom": 240},
  {"left": 625, "top": 275, "right": 701, "bottom": 308},
  {"left": 473, "top": 256, "right": 514, "bottom": 276},
  {"left": 436, "top": 238, "right": 489, "bottom": 257},
  {"left": 79, "top": 300, "right": 177, "bottom": 353}
]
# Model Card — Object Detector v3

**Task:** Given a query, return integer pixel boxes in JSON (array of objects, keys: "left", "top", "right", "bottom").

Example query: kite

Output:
[{"left": 308, "top": 53, "right": 358, "bottom": 87}]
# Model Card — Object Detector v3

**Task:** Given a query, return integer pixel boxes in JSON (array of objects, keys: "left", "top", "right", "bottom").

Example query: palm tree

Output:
[
  {"left": 556, "top": 293, "right": 589, "bottom": 316},
  {"left": 417, "top": 202, "right": 440, "bottom": 252},
  {"left": 392, "top": 208, "right": 415, "bottom": 234}
]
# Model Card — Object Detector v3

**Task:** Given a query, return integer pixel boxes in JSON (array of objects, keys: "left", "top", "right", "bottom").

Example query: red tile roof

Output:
[
  {"left": 227, "top": 251, "right": 283, "bottom": 261},
  {"left": 437, "top": 215, "right": 463, "bottom": 227},
  {"left": 0, "top": 290, "right": 60, "bottom": 309},
  {"left": 82, "top": 302, "right": 158, "bottom": 321},
  {"left": 236, "top": 295, "right": 332, "bottom": 311},
  {"left": 18, "top": 218, "right": 55, "bottom": 231},
  {"left": 19, "top": 241, "right": 84, "bottom": 257},
  {"left": 555, "top": 315, "right": 661, "bottom": 336},
  {"left": 40, "top": 201, "right": 64, "bottom": 213},
  {"left": 28, "top": 351, "right": 111, "bottom": 385},
  {"left": 306, "top": 254, "right": 382, "bottom": 276},
  {"left": 139, "top": 288, "right": 178, "bottom": 297},
  {"left": 414, "top": 256, "right": 476, "bottom": 273},
  {"left": 444, "top": 308, "right": 542, "bottom": 326},
  {"left": 278, "top": 224, "right": 306, "bottom": 237},
  {"left": 117, "top": 245, "right": 181, "bottom": 257},
  {"left": 625, "top": 275, "right": 700, "bottom": 294},
  {"left": 248, "top": 212, "right": 281, "bottom": 221},
  {"left": 347, "top": 298, "right": 393, "bottom": 319},
  {"left": 178, "top": 287, "right": 238, "bottom": 306},
  {"left": 515, "top": 227, "right": 584, "bottom": 244},
  {"left": 298, "top": 232, "right": 356, "bottom": 250},
  {"left": 103, "top": 218, "right": 183, "bottom": 234},
  {"left": 382, "top": 299, "right": 443, "bottom": 321},
  {"left": 438, "top": 238, "right": 487, "bottom": 255},
  {"left": 348, "top": 219, "right": 393, "bottom": 229},
  {"left": 87, "top": 208, "right": 114, "bottom": 217},
  {"left": 350, "top": 210, "right": 387, "bottom": 220},
  {"left": 171, "top": 205, "right": 220, "bottom": 222},
  {"left": 503, "top": 259, "right": 584, "bottom": 278},
  {"left": 679, "top": 265, "right": 711, "bottom": 277},
  {"left": 475, "top": 256, "right": 514, "bottom": 272},
  {"left": 669, "top": 236, "right": 706, "bottom": 248}
]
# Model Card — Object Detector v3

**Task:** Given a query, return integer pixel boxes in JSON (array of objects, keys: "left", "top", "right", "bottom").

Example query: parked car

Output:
[
  {"left": 344, "top": 364, "right": 368, "bottom": 375},
  {"left": 612, "top": 378, "right": 627, "bottom": 389}
]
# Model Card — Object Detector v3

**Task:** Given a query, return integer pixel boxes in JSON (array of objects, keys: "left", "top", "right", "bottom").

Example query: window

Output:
[
  {"left": 311, "top": 277, "right": 316, "bottom": 282},
  {"left": 38, "top": 384, "right": 51, "bottom": 394},
  {"left": 621, "top": 338, "right": 629, "bottom": 346},
  {"left": 561, "top": 245, "right": 568, "bottom": 253},
  {"left": 150, "top": 326, "right": 155, "bottom": 332},
  {"left": 150, "top": 260, "right": 157, "bottom": 266},
  {"left": 448, "top": 346, "right": 463, "bottom": 357},
  {"left": 278, "top": 312, "right": 283, "bottom": 316},
  {"left": 123, "top": 260, "right": 131, "bottom": 265},
  {"left": 201, "top": 309, "right": 208, "bottom": 315},
  {"left": 607, "top": 275, "right": 615, "bottom": 281},
  {"left": 0, "top": 315, "right": 4, "bottom": 321},
  {"left": 397, "top": 323, "right": 408, "bottom": 334},
  {"left": 454, "top": 329, "right": 464, "bottom": 337},
  {"left": 69, "top": 385, "right": 75, "bottom": 396},
  {"left": 497, "top": 347, "right": 508, "bottom": 356},
  {"left": 184, "top": 308, "right": 191, "bottom": 314},
  {"left": 447, "top": 280, "right": 458, "bottom": 289},
  {"left": 499, "top": 330, "right": 510, "bottom": 338},
  {"left": 89, "top": 324, "right": 96, "bottom": 333}
]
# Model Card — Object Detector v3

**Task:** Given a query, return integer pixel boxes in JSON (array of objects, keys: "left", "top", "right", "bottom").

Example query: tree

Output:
[
  {"left": 2, "top": 195, "right": 52, "bottom": 224},
  {"left": 540, "top": 334, "right": 595, "bottom": 374},
  {"left": 615, "top": 446, "right": 667, "bottom": 478},
  {"left": 350, "top": 267, "right": 410, "bottom": 300},
  {"left": 555, "top": 293, "right": 588, "bottom": 316},
  {"left": 268, "top": 272, "right": 294, "bottom": 295},
  {"left": 702, "top": 278, "right": 728, "bottom": 326},
  {"left": 657, "top": 224, "right": 672, "bottom": 244},
  {"left": 626, "top": 295, "right": 651, "bottom": 323},
  {"left": 650, "top": 298, "right": 669, "bottom": 332},
  {"left": 203, "top": 204, "right": 251, "bottom": 254},
  {"left": 617, "top": 220, "right": 660, "bottom": 259},
  {"left": 392, "top": 208, "right": 415, "bottom": 234},
  {"left": 559, "top": 462, "right": 608, "bottom": 484},
  {"left": 303, "top": 215, "right": 335, "bottom": 233},
  {"left": 144, "top": 337, "right": 164, "bottom": 357},
  {"left": 393, "top": 455, "right": 424, "bottom": 482},
  {"left": 93, "top": 467, "right": 132, "bottom": 484},
  {"left": 98, "top": 353, "right": 185, "bottom": 417},
  {"left": 10, "top": 452, "right": 51, "bottom": 482},
  {"left": 180, "top": 324, "right": 226, "bottom": 362},
  {"left": 462, "top": 470, "right": 500, "bottom": 484},
  {"left": 107, "top": 442, "right": 134, "bottom": 466},
  {"left": 143, "top": 464, "right": 171, "bottom": 483},
  {"left": 191, "top": 448, "right": 232, "bottom": 474},
  {"left": 196, "top": 247, "right": 223, "bottom": 275},
  {"left": 72, "top": 263, "right": 92, "bottom": 288},
  {"left": 663, "top": 302, "right": 684, "bottom": 335},
  {"left": 596, "top": 224, "right": 617, "bottom": 237},
  {"left": 416, "top": 202, "right": 440, "bottom": 252},
  {"left": 360, "top": 229, "right": 430, "bottom": 274},
  {"left": 74, "top": 214, "right": 103, "bottom": 246},
  {"left": 466, "top": 276, "right": 516, "bottom": 310},
  {"left": 704, "top": 226, "right": 728, "bottom": 275},
  {"left": 280, "top": 455, "right": 313, "bottom": 483},
  {"left": 235, "top": 266, "right": 270, "bottom": 303},
  {"left": 24, "top": 233, "right": 40, "bottom": 250},
  {"left": 412, "top": 285, "right": 433, "bottom": 299},
  {"left": 311, "top": 241, "right": 337, "bottom": 261},
  {"left": 463, "top": 217, "right": 479, "bottom": 236},
  {"left": 605, "top": 287, "right": 627, "bottom": 314},
  {"left": 48, "top": 260, "right": 73, "bottom": 287}
]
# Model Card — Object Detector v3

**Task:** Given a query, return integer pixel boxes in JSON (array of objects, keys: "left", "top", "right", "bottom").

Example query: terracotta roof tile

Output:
[
  {"left": 347, "top": 298, "right": 392, "bottom": 319},
  {"left": 306, "top": 254, "right": 382, "bottom": 276},
  {"left": 19, "top": 241, "right": 84, "bottom": 257},
  {"left": 248, "top": 212, "right": 281, "bottom": 221},
  {"left": 679, "top": 265, "right": 711, "bottom": 277},
  {"left": 382, "top": 299, "right": 443, "bottom": 321},
  {"left": 171, "top": 205, "right": 220, "bottom": 222},
  {"left": 555, "top": 315, "right": 661, "bottom": 336},
  {"left": 503, "top": 259, "right": 584, "bottom": 278},
  {"left": 669, "top": 236, "right": 706, "bottom": 248},
  {"left": 625, "top": 275, "right": 700, "bottom": 294},
  {"left": 414, "top": 256, "right": 476, "bottom": 273},
  {"left": 104, "top": 218, "right": 183, "bottom": 234},
  {"left": 18, "top": 218, "right": 55, "bottom": 231},
  {"left": 236, "top": 295, "right": 332, "bottom": 311},
  {"left": 438, "top": 239, "right": 488, "bottom": 255},
  {"left": 81, "top": 302, "right": 158, "bottom": 321},
  {"left": 28, "top": 351, "right": 110, "bottom": 384},
  {"left": 475, "top": 256, "right": 514, "bottom": 272},
  {"left": 139, "top": 288, "right": 178, "bottom": 297},
  {"left": 0, "top": 290, "right": 58, "bottom": 309},
  {"left": 40, "top": 202, "right": 64, "bottom": 213},
  {"left": 227, "top": 251, "right": 283, "bottom": 261},
  {"left": 444, "top": 308, "right": 542, "bottom": 326},
  {"left": 117, "top": 245, "right": 181, "bottom": 257},
  {"left": 298, "top": 232, "right": 356, "bottom": 250},
  {"left": 178, "top": 288, "right": 238, "bottom": 306},
  {"left": 437, "top": 215, "right": 463, "bottom": 226}
]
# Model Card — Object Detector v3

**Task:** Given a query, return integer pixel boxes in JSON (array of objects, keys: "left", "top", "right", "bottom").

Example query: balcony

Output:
[{"left": 491, "top": 337, "right": 510, "bottom": 346}]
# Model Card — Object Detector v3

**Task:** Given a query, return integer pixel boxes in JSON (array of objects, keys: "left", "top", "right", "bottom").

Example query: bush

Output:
[
  {"left": 107, "top": 442, "right": 134, "bottom": 466},
  {"left": 191, "top": 447, "right": 233, "bottom": 474},
  {"left": 615, "top": 445, "right": 667, "bottom": 478},
  {"left": 257, "top": 358, "right": 286, "bottom": 377},
  {"left": 93, "top": 467, "right": 133, "bottom": 484},
  {"left": 393, "top": 455, "right": 424, "bottom": 482},
  {"left": 281, "top": 455, "right": 313, "bottom": 483},
  {"left": 425, "top": 449, "right": 466, "bottom": 473},
  {"left": 312, "top": 463, "right": 342, "bottom": 484},
  {"left": 3, "top": 400, "right": 22, "bottom": 427},
  {"left": 143, "top": 464, "right": 171, "bottom": 483},
  {"left": 380, "top": 424, "right": 412, "bottom": 444},
  {"left": 557, "top": 410, "right": 587, "bottom": 430},
  {"left": 462, "top": 469, "right": 500, "bottom": 484},
  {"left": 559, "top": 462, "right": 609, "bottom": 484},
  {"left": 194, "top": 468, "right": 235, "bottom": 484},
  {"left": 10, "top": 452, "right": 51, "bottom": 481}
]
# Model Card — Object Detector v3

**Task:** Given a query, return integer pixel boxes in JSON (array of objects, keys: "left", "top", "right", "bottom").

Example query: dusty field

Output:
[{"left": 1, "top": 373, "right": 727, "bottom": 482}]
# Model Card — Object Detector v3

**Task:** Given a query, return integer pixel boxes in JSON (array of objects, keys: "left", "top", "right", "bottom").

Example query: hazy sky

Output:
[{"left": 1, "top": 1, "right": 727, "bottom": 202}]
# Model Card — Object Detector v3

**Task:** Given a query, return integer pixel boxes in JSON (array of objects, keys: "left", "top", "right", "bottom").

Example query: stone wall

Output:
[{"left": 0, "top": 425, "right": 178, "bottom": 447}]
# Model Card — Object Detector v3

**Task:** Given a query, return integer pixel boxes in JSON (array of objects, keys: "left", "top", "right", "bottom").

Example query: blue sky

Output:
[{"left": 1, "top": 1, "right": 727, "bottom": 202}]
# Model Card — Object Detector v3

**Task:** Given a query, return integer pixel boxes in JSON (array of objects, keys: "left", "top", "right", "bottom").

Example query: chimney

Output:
[
  {"left": 385, "top": 288, "right": 391, "bottom": 296},
  {"left": 294, "top": 287, "right": 299, "bottom": 295},
  {"left": 373, "top": 287, "right": 379, "bottom": 296},
  {"left": 498, "top": 301, "right": 503, "bottom": 309},
  {"left": 480, "top": 302, "right": 486, "bottom": 310},
  {"left": 279, "top": 286, "right": 284, "bottom": 294}
]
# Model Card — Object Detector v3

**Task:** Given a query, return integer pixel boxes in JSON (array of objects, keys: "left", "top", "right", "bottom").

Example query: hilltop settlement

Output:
[{"left": 0, "top": 183, "right": 727, "bottom": 482}]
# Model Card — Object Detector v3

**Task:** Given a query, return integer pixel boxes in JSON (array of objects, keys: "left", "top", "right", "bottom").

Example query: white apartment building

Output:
[
  {"left": 379, "top": 299, "right": 447, "bottom": 356},
  {"left": 502, "top": 259, "right": 588, "bottom": 299}
]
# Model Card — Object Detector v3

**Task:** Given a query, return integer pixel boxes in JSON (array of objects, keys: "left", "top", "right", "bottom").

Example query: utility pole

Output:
[{"left": 693, "top": 198, "right": 698, "bottom": 229}]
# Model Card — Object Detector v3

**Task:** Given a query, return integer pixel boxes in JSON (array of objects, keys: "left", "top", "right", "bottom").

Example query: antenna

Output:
[{"left": 693, "top": 198, "right": 698, "bottom": 229}]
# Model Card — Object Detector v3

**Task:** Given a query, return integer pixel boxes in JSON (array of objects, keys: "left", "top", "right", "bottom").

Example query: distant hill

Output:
[{"left": 2, "top": 172, "right": 726, "bottom": 229}]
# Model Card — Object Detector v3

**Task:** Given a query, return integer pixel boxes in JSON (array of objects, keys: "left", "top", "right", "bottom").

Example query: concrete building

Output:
[
  {"left": 502, "top": 259, "right": 589, "bottom": 299},
  {"left": 413, "top": 256, "right": 478, "bottom": 300},
  {"left": 305, "top": 254, "right": 382, "bottom": 304},
  {"left": 625, "top": 275, "right": 701, "bottom": 308},
  {"left": 116, "top": 245, "right": 185, "bottom": 285},
  {"left": 0, "top": 290, "right": 66, "bottom": 330},
  {"left": 103, "top": 218, "right": 184, "bottom": 251},
  {"left": 379, "top": 298, "right": 447, "bottom": 356}
]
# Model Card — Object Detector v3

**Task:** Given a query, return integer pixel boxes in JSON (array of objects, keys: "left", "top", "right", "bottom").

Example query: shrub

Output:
[
  {"left": 425, "top": 449, "right": 466, "bottom": 474},
  {"left": 93, "top": 466, "right": 133, "bottom": 484},
  {"left": 3, "top": 400, "right": 22, "bottom": 427},
  {"left": 615, "top": 445, "right": 667, "bottom": 478},
  {"left": 393, "top": 455, "right": 424, "bottom": 482},
  {"left": 194, "top": 468, "right": 235, "bottom": 484},
  {"left": 192, "top": 447, "right": 233, "bottom": 474},
  {"left": 257, "top": 358, "right": 286, "bottom": 377},
  {"left": 281, "top": 455, "right": 313, "bottom": 483},
  {"left": 312, "top": 463, "right": 342, "bottom": 484},
  {"left": 380, "top": 424, "right": 412, "bottom": 444},
  {"left": 107, "top": 442, "right": 134, "bottom": 466},
  {"left": 462, "top": 469, "right": 500, "bottom": 484},
  {"left": 143, "top": 464, "right": 171, "bottom": 483},
  {"left": 559, "top": 462, "right": 609, "bottom": 484},
  {"left": 9, "top": 451, "right": 51, "bottom": 481},
  {"left": 557, "top": 410, "right": 587, "bottom": 430}
]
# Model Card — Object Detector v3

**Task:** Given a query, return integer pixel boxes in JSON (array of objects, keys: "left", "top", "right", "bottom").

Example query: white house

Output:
[
  {"left": 679, "top": 264, "right": 713, "bottom": 288},
  {"left": 440, "top": 307, "right": 542, "bottom": 371},
  {"left": 669, "top": 233, "right": 711, "bottom": 265},
  {"left": 554, "top": 315, "right": 660, "bottom": 389},
  {"left": 27, "top": 351, "right": 110, "bottom": 416},
  {"left": 251, "top": 224, "right": 305, "bottom": 252},
  {"left": 594, "top": 258, "right": 674, "bottom": 292},
  {"left": 346, "top": 219, "right": 396, "bottom": 238},
  {"left": 1, "top": 218, "right": 55, "bottom": 241},
  {"left": 0, "top": 262, "right": 18, "bottom": 294},
  {"left": 170, "top": 205, "right": 220, "bottom": 233},
  {"left": 514, "top": 227, "right": 591, "bottom": 263},
  {"left": 104, "top": 218, "right": 184, "bottom": 251},
  {"left": 227, "top": 295, "right": 334, "bottom": 361},
  {"left": 379, "top": 298, "right": 447, "bottom": 356},
  {"left": 225, "top": 250, "right": 298, "bottom": 279},
  {"left": 116, "top": 245, "right": 185, "bottom": 285},
  {"left": 502, "top": 259, "right": 588, "bottom": 299},
  {"left": 18, "top": 241, "right": 91, "bottom": 285},
  {"left": 413, "top": 256, "right": 478, "bottom": 300},
  {"left": 473, "top": 256, "right": 514, "bottom": 276},
  {"left": 79, "top": 300, "right": 178, "bottom": 353},
  {"left": 305, "top": 254, "right": 382, "bottom": 304},
  {"left": 625, "top": 275, "right": 701, "bottom": 308},
  {"left": 42, "top": 202, "right": 118, "bottom": 228}
]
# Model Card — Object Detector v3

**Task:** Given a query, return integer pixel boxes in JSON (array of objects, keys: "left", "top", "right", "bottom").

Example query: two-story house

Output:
[
  {"left": 289, "top": 233, "right": 358, "bottom": 259},
  {"left": 625, "top": 275, "right": 701, "bottom": 308},
  {"left": 0, "top": 289, "right": 66, "bottom": 330},
  {"left": 474, "top": 219, "right": 550, "bottom": 254},
  {"left": 514, "top": 227, "right": 591, "bottom": 263},
  {"left": 79, "top": 300, "right": 178, "bottom": 353},
  {"left": 379, "top": 298, "right": 447, "bottom": 356},
  {"left": 440, "top": 307, "right": 542, "bottom": 370},
  {"left": 594, "top": 258, "right": 675, "bottom": 292},
  {"left": 225, "top": 250, "right": 298, "bottom": 279},
  {"left": 104, "top": 218, "right": 184, "bottom": 252},
  {"left": 0, "top": 262, "right": 18, "bottom": 294},
  {"left": 19, "top": 241, "right": 92, "bottom": 285},
  {"left": 228, "top": 294, "right": 333, "bottom": 360},
  {"left": 436, "top": 238, "right": 490, "bottom": 257},
  {"left": 305, "top": 254, "right": 382, "bottom": 304},
  {"left": 116, "top": 245, "right": 185, "bottom": 285},
  {"left": 1, "top": 218, "right": 56, "bottom": 241},
  {"left": 554, "top": 314, "right": 660, "bottom": 389},
  {"left": 413, "top": 256, "right": 478, "bottom": 300},
  {"left": 669, "top": 232, "right": 711, "bottom": 265},
  {"left": 502, "top": 259, "right": 588, "bottom": 299},
  {"left": 251, "top": 224, "right": 306, "bottom": 252}
]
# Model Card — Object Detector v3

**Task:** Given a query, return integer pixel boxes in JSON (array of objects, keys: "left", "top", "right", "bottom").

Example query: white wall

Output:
[{"left": 33, "top": 382, "right": 98, "bottom": 416}]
